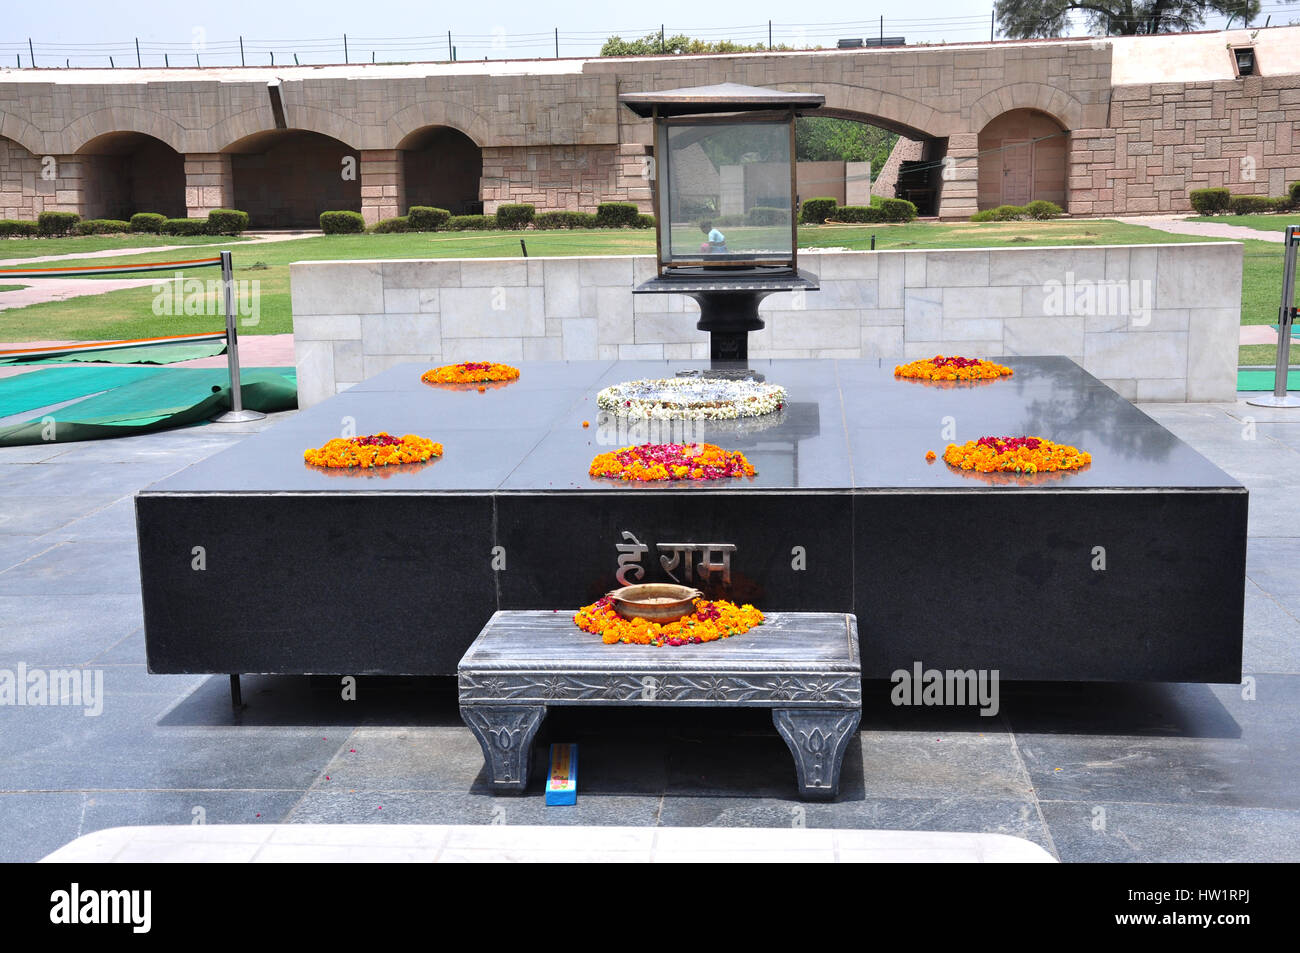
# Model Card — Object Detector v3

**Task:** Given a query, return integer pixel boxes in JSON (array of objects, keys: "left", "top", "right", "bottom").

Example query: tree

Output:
[
  {"left": 600, "top": 33, "right": 797, "bottom": 56},
  {"left": 796, "top": 117, "right": 897, "bottom": 176},
  {"left": 995, "top": 0, "right": 1266, "bottom": 37}
]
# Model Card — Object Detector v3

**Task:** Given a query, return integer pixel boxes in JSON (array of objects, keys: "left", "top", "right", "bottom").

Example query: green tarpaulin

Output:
[
  {"left": 0, "top": 339, "right": 229, "bottom": 365},
  {"left": 0, "top": 366, "right": 297, "bottom": 446},
  {"left": 1238, "top": 368, "right": 1300, "bottom": 392}
]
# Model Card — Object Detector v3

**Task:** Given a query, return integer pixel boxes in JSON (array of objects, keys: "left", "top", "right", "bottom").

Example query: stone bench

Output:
[{"left": 458, "top": 610, "right": 862, "bottom": 799}]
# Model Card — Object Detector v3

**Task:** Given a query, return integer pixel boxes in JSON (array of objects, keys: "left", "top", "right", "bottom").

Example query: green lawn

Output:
[
  {"left": 0, "top": 233, "right": 247, "bottom": 261},
  {"left": 0, "top": 285, "right": 24, "bottom": 293},
  {"left": 0, "top": 222, "right": 1294, "bottom": 370},
  {"left": 1186, "top": 215, "right": 1300, "bottom": 232}
]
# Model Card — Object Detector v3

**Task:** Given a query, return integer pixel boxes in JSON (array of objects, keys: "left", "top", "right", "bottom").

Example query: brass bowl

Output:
[{"left": 606, "top": 584, "right": 703, "bottom": 623}]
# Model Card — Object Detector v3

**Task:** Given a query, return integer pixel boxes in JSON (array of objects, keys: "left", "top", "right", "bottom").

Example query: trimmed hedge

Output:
[
  {"left": 448, "top": 214, "right": 493, "bottom": 230},
  {"left": 971, "top": 204, "right": 1028, "bottom": 222},
  {"left": 0, "top": 219, "right": 38, "bottom": 237},
  {"left": 636, "top": 213, "right": 656, "bottom": 229},
  {"left": 76, "top": 219, "right": 131, "bottom": 235},
  {"left": 207, "top": 209, "right": 249, "bottom": 235},
  {"left": 1229, "top": 194, "right": 1286, "bottom": 215},
  {"left": 595, "top": 201, "right": 640, "bottom": 227},
  {"left": 37, "top": 211, "right": 80, "bottom": 237},
  {"left": 408, "top": 206, "right": 451, "bottom": 231},
  {"left": 746, "top": 206, "right": 791, "bottom": 226},
  {"left": 495, "top": 203, "right": 535, "bottom": 229},
  {"left": 370, "top": 216, "right": 412, "bottom": 233},
  {"left": 1189, "top": 187, "right": 1231, "bottom": 215},
  {"left": 1024, "top": 199, "right": 1064, "bottom": 220},
  {"left": 1291, "top": 181, "right": 1300, "bottom": 208},
  {"left": 799, "top": 197, "right": 837, "bottom": 224},
  {"left": 161, "top": 217, "right": 209, "bottom": 236},
  {"left": 534, "top": 211, "right": 597, "bottom": 229},
  {"left": 130, "top": 212, "right": 166, "bottom": 234},
  {"left": 831, "top": 205, "right": 884, "bottom": 224},
  {"left": 319, "top": 210, "right": 365, "bottom": 234},
  {"left": 879, "top": 198, "right": 918, "bottom": 223}
]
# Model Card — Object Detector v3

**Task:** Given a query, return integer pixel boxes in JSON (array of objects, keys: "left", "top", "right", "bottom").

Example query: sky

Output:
[{"left": 0, "top": 0, "right": 1287, "bottom": 68}]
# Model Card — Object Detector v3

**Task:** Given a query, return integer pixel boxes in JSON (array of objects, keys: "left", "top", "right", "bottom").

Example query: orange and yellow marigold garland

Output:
[
  {"left": 895, "top": 355, "right": 1013, "bottom": 381},
  {"left": 421, "top": 362, "right": 520, "bottom": 384},
  {"left": 588, "top": 443, "right": 756, "bottom": 482},
  {"left": 304, "top": 432, "right": 443, "bottom": 469},
  {"left": 575, "top": 597, "right": 764, "bottom": 646},
  {"left": 943, "top": 435, "right": 1091, "bottom": 475}
]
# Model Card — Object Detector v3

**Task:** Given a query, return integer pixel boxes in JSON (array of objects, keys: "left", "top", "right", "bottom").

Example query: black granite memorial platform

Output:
[{"left": 136, "top": 357, "right": 1246, "bottom": 685}]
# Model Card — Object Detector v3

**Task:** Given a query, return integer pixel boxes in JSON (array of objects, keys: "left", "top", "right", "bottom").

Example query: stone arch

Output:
[
  {"left": 977, "top": 108, "right": 1070, "bottom": 211},
  {"left": 397, "top": 125, "right": 483, "bottom": 215},
  {"left": 0, "top": 112, "right": 47, "bottom": 156},
  {"left": 969, "top": 84, "right": 1081, "bottom": 136},
  {"left": 386, "top": 101, "right": 491, "bottom": 150},
  {"left": 222, "top": 129, "right": 360, "bottom": 228},
  {"left": 815, "top": 85, "right": 948, "bottom": 141},
  {"left": 74, "top": 131, "right": 187, "bottom": 219},
  {"left": 60, "top": 107, "right": 188, "bottom": 155}
]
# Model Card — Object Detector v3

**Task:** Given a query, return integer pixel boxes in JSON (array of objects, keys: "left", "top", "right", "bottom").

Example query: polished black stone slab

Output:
[{"left": 137, "top": 358, "right": 1246, "bottom": 682}]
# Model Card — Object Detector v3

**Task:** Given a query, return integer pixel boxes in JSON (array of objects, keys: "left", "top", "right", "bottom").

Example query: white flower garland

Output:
[{"left": 596, "top": 378, "right": 787, "bottom": 421}]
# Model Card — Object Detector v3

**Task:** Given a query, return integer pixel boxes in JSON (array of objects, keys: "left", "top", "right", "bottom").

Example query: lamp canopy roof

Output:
[{"left": 618, "top": 82, "right": 825, "bottom": 118}]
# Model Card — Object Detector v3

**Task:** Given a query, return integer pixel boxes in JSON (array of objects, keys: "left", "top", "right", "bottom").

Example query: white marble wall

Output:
[{"left": 291, "top": 242, "right": 1243, "bottom": 408}]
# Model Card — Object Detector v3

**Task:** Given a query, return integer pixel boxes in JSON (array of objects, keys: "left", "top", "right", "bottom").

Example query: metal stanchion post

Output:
[
  {"left": 1248, "top": 224, "right": 1300, "bottom": 408},
  {"left": 211, "top": 249, "right": 267, "bottom": 422}
]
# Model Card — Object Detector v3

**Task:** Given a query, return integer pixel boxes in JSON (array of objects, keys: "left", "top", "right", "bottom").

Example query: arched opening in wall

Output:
[
  {"left": 398, "top": 126, "right": 482, "bottom": 215},
  {"left": 223, "top": 130, "right": 360, "bottom": 229},
  {"left": 75, "top": 132, "right": 186, "bottom": 220},
  {"left": 793, "top": 115, "right": 900, "bottom": 209},
  {"left": 977, "top": 109, "right": 1069, "bottom": 211}
]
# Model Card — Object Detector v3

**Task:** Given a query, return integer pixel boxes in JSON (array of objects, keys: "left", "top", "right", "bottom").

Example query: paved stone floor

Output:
[{"left": 0, "top": 397, "right": 1297, "bottom": 863}]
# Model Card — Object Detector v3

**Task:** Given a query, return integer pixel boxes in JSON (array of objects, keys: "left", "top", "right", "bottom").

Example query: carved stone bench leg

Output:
[
  {"left": 461, "top": 705, "right": 546, "bottom": 793},
  {"left": 773, "top": 708, "right": 861, "bottom": 800}
]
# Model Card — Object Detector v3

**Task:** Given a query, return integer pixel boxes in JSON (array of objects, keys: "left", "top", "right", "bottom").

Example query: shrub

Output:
[
  {"left": 831, "top": 205, "right": 884, "bottom": 223},
  {"left": 370, "top": 216, "right": 411, "bottom": 233},
  {"left": 1229, "top": 194, "right": 1280, "bottom": 215},
  {"left": 206, "top": 209, "right": 249, "bottom": 235},
  {"left": 971, "top": 204, "right": 1027, "bottom": 222},
  {"left": 799, "top": 197, "right": 838, "bottom": 224},
  {"left": 495, "top": 203, "right": 535, "bottom": 229},
  {"left": 1024, "top": 199, "right": 1064, "bottom": 220},
  {"left": 595, "top": 201, "right": 640, "bottom": 227},
  {"left": 534, "top": 210, "right": 598, "bottom": 229},
  {"left": 878, "top": 197, "right": 918, "bottom": 223},
  {"left": 37, "top": 211, "right": 80, "bottom": 237},
  {"left": 1189, "top": 187, "right": 1231, "bottom": 215},
  {"left": 635, "top": 213, "right": 656, "bottom": 229},
  {"left": 319, "top": 210, "right": 365, "bottom": 234},
  {"left": 407, "top": 206, "right": 451, "bottom": 231},
  {"left": 161, "top": 217, "right": 209, "bottom": 236},
  {"left": 745, "top": 206, "right": 791, "bottom": 226},
  {"left": 76, "top": 219, "right": 131, "bottom": 235},
  {"left": 1289, "top": 182, "right": 1300, "bottom": 209},
  {"left": 448, "top": 214, "right": 493, "bottom": 230},
  {"left": 129, "top": 212, "right": 166, "bottom": 234},
  {"left": 0, "top": 219, "right": 38, "bottom": 237}
]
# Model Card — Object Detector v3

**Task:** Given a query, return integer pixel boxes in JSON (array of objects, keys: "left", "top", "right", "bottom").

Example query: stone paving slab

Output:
[{"left": 39, "top": 823, "right": 1055, "bottom": 863}]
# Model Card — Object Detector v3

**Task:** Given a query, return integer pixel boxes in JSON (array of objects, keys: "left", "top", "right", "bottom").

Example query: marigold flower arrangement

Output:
[
  {"left": 588, "top": 443, "right": 756, "bottom": 482},
  {"left": 304, "top": 432, "right": 443, "bottom": 469},
  {"left": 895, "top": 355, "right": 1013, "bottom": 381},
  {"left": 943, "top": 435, "right": 1091, "bottom": 475},
  {"left": 421, "top": 362, "right": 520, "bottom": 384},
  {"left": 575, "top": 597, "right": 764, "bottom": 647}
]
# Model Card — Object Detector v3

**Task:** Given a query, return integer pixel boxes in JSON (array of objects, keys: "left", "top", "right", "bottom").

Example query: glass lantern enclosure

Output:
[{"left": 661, "top": 119, "right": 795, "bottom": 267}]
